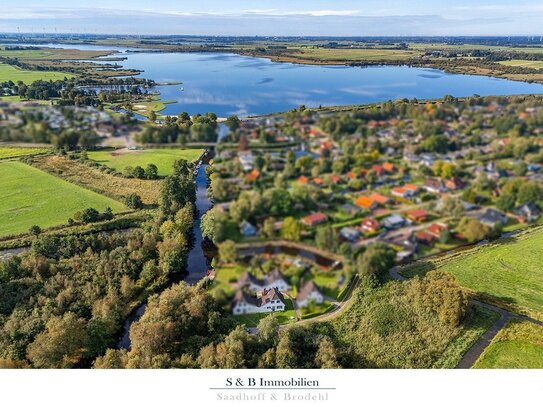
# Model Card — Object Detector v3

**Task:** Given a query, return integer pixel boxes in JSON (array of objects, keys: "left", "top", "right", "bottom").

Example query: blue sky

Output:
[{"left": 1, "top": 1, "right": 543, "bottom": 36}]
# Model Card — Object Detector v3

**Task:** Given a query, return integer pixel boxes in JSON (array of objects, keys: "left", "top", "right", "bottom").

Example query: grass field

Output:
[
  {"left": 0, "top": 161, "right": 126, "bottom": 237},
  {"left": 0, "top": 146, "right": 52, "bottom": 160},
  {"left": 498, "top": 59, "right": 543, "bottom": 69},
  {"left": 87, "top": 148, "right": 204, "bottom": 176},
  {"left": 433, "top": 305, "right": 500, "bottom": 368},
  {"left": 291, "top": 47, "right": 419, "bottom": 62},
  {"left": 0, "top": 146, "right": 51, "bottom": 160},
  {"left": 401, "top": 227, "right": 543, "bottom": 318},
  {"left": 474, "top": 320, "right": 543, "bottom": 368},
  {"left": 0, "top": 63, "right": 73, "bottom": 84},
  {"left": 31, "top": 155, "right": 162, "bottom": 205}
]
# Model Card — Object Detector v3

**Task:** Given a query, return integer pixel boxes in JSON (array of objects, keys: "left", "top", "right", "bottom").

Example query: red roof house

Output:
[
  {"left": 301, "top": 212, "right": 328, "bottom": 227},
  {"left": 406, "top": 209, "right": 429, "bottom": 223}
]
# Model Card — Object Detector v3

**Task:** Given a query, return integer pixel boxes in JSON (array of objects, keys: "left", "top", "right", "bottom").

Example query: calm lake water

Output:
[
  {"left": 117, "top": 52, "right": 543, "bottom": 117},
  {"left": 4, "top": 43, "right": 543, "bottom": 117}
]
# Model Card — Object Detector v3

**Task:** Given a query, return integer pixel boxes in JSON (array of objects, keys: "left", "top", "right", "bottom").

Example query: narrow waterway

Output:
[{"left": 116, "top": 153, "right": 214, "bottom": 349}]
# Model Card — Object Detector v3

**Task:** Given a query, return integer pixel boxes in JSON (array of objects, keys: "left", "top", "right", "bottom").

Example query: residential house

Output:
[
  {"left": 340, "top": 227, "right": 360, "bottom": 242},
  {"left": 341, "top": 203, "right": 361, "bottom": 216},
  {"left": 387, "top": 231, "right": 416, "bottom": 248},
  {"left": 424, "top": 178, "right": 446, "bottom": 194},
  {"left": 245, "top": 169, "right": 260, "bottom": 182},
  {"left": 231, "top": 288, "right": 286, "bottom": 315},
  {"left": 415, "top": 230, "right": 437, "bottom": 245},
  {"left": 383, "top": 162, "right": 395, "bottom": 173},
  {"left": 478, "top": 208, "right": 508, "bottom": 228},
  {"left": 420, "top": 153, "right": 436, "bottom": 167},
  {"left": 346, "top": 171, "right": 359, "bottom": 180},
  {"left": 372, "top": 164, "right": 386, "bottom": 177},
  {"left": 355, "top": 196, "right": 377, "bottom": 210},
  {"left": 383, "top": 214, "right": 406, "bottom": 229},
  {"left": 216, "top": 202, "right": 232, "bottom": 213},
  {"left": 240, "top": 221, "right": 257, "bottom": 237},
  {"left": 297, "top": 281, "right": 324, "bottom": 308},
  {"left": 312, "top": 177, "right": 324, "bottom": 187},
  {"left": 404, "top": 184, "right": 420, "bottom": 195},
  {"left": 391, "top": 186, "right": 415, "bottom": 199},
  {"left": 514, "top": 203, "right": 541, "bottom": 223},
  {"left": 369, "top": 192, "right": 391, "bottom": 206},
  {"left": 238, "top": 151, "right": 255, "bottom": 171},
  {"left": 360, "top": 218, "right": 380, "bottom": 234},
  {"left": 406, "top": 209, "right": 429, "bottom": 223},
  {"left": 445, "top": 177, "right": 466, "bottom": 191},
  {"left": 427, "top": 222, "right": 449, "bottom": 239},
  {"left": 488, "top": 169, "right": 508, "bottom": 181},
  {"left": 302, "top": 212, "right": 328, "bottom": 227},
  {"left": 238, "top": 270, "right": 291, "bottom": 293},
  {"left": 391, "top": 186, "right": 409, "bottom": 199},
  {"left": 527, "top": 164, "right": 542, "bottom": 173}
]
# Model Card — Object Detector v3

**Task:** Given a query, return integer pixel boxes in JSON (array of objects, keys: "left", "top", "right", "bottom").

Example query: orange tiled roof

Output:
[
  {"left": 355, "top": 196, "right": 375, "bottom": 209},
  {"left": 369, "top": 192, "right": 390, "bottom": 205}
]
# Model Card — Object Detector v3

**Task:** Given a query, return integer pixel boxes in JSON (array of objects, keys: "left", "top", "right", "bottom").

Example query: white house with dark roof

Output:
[
  {"left": 238, "top": 270, "right": 291, "bottom": 293},
  {"left": 231, "top": 288, "right": 286, "bottom": 315},
  {"left": 296, "top": 281, "right": 324, "bottom": 308}
]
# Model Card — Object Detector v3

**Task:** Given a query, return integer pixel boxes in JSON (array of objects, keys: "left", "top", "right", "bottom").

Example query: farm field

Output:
[
  {"left": 498, "top": 59, "right": 543, "bottom": 69},
  {"left": 31, "top": 155, "right": 162, "bottom": 205},
  {"left": 473, "top": 320, "right": 543, "bottom": 368},
  {"left": 401, "top": 227, "right": 543, "bottom": 318},
  {"left": 0, "top": 161, "right": 126, "bottom": 237},
  {"left": 0, "top": 146, "right": 52, "bottom": 160},
  {"left": 0, "top": 63, "right": 73, "bottom": 83},
  {"left": 257, "top": 47, "right": 420, "bottom": 64},
  {"left": 87, "top": 148, "right": 204, "bottom": 176}
]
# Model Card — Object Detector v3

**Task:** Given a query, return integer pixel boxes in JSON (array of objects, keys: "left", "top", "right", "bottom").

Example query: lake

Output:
[
  {"left": 117, "top": 52, "right": 543, "bottom": 117},
  {"left": 4, "top": 43, "right": 543, "bottom": 117}
]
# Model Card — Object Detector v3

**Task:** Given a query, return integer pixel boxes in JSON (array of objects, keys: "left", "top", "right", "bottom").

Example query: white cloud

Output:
[{"left": 451, "top": 4, "right": 543, "bottom": 14}]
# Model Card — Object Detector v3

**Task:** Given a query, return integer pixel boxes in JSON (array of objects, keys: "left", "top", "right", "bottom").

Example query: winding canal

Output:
[{"left": 117, "top": 154, "right": 214, "bottom": 349}]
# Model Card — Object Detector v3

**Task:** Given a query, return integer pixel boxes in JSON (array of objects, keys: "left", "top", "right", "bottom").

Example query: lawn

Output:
[
  {"left": 0, "top": 161, "right": 126, "bottom": 237},
  {"left": 401, "top": 227, "right": 543, "bottom": 318},
  {"left": 312, "top": 271, "right": 345, "bottom": 300},
  {"left": 0, "top": 146, "right": 52, "bottom": 160},
  {"left": 473, "top": 320, "right": 543, "bottom": 368},
  {"left": 211, "top": 265, "right": 244, "bottom": 297},
  {"left": 0, "top": 63, "right": 73, "bottom": 84},
  {"left": 87, "top": 148, "right": 204, "bottom": 176},
  {"left": 231, "top": 304, "right": 297, "bottom": 327}
]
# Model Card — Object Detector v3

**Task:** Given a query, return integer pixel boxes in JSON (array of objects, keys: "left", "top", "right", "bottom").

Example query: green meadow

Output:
[
  {"left": 401, "top": 227, "right": 543, "bottom": 318},
  {"left": 474, "top": 320, "right": 543, "bottom": 368},
  {"left": 0, "top": 63, "right": 73, "bottom": 84},
  {"left": 0, "top": 146, "right": 52, "bottom": 160},
  {"left": 0, "top": 161, "right": 126, "bottom": 237},
  {"left": 87, "top": 148, "right": 204, "bottom": 176}
]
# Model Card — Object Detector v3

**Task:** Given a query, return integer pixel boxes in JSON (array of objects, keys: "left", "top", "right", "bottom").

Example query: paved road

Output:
[{"left": 455, "top": 306, "right": 510, "bottom": 369}]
